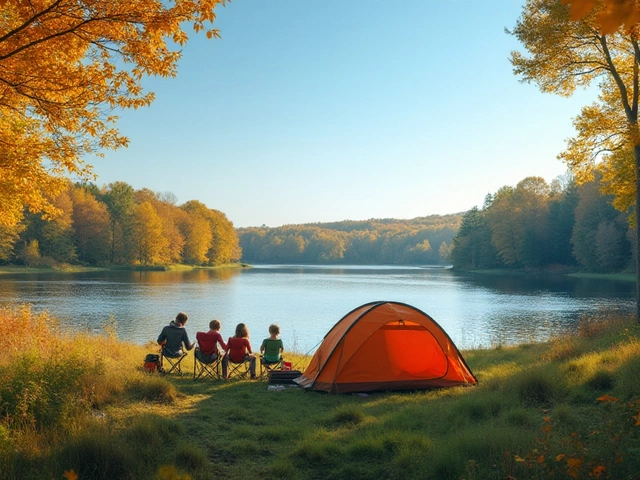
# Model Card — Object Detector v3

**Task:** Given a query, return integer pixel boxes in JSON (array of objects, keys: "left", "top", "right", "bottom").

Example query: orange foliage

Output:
[
  {"left": 562, "top": 0, "right": 640, "bottom": 33},
  {"left": 0, "top": 0, "right": 225, "bottom": 227},
  {"left": 0, "top": 304, "right": 62, "bottom": 362}
]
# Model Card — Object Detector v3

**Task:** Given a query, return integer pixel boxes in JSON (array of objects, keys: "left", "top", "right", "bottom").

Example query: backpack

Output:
[{"left": 143, "top": 353, "right": 162, "bottom": 373}]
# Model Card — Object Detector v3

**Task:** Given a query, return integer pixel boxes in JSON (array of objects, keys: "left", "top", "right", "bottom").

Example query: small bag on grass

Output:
[{"left": 143, "top": 353, "right": 162, "bottom": 373}]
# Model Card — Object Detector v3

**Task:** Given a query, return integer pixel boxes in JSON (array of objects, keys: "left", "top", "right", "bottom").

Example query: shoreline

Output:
[{"left": 0, "top": 263, "right": 250, "bottom": 275}]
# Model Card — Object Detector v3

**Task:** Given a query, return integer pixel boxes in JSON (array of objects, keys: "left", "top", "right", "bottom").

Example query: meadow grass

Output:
[{"left": 1, "top": 305, "right": 640, "bottom": 479}]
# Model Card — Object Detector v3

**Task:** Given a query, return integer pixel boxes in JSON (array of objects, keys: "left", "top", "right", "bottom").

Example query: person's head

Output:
[
  {"left": 209, "top": 319, "right": 221, "bottom": 331},
  {"left": 175, "top": 312, "right": 188, "bottom": 325},
  {"left": 268, "top": 324, "right": 280, "bottom": 337},
  {"left": 235, "top": 323, "right": 249, "bottom": 338}
]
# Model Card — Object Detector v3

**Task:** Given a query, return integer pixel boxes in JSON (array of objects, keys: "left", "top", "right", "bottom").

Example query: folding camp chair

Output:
[
  {"left": 193, "top": 347, "right": 222, "bottom": 380},
  {"left": 259, "top": 355, "right": 285, "bottom": 380},
  {"left": 259, "top": 338, "right": 285, "bottom": 379},
  {"left": 160, "top": 350, "right": 188, "bottom": 378},
  {"left": 224, "top": 355, "right": 256, "bottom": 380}
]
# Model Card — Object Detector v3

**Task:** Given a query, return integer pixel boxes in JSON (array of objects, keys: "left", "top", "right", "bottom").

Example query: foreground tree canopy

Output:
[
  {"left": 562, "top": 0, "right": 640, "bottom": 33},
  {"left": 0, "top": 0, "right": 224, "bottom": 227}
]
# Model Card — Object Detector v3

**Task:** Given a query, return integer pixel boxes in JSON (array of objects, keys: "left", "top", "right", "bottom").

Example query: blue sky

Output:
[{"left": 88, "top": 0, "right": 597, "bottom": 228}]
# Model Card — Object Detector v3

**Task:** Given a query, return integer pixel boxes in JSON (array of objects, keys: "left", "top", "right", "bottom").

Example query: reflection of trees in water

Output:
[
  {"left": 457, "top": 273, "right": 635, "bottom": 298},
  {"left": 131, "top": 268, "right": 242, "bottom": 284}
]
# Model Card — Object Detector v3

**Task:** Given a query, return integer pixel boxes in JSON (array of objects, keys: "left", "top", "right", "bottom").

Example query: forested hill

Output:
[{"left": 237, "top": 215, "right": 461, "bottom": 265}]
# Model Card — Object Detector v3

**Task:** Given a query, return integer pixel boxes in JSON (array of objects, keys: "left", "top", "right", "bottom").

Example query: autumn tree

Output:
[
  {"left": 131, "top": 201, "right": 167, "bottom": 265},
  {"left": 70, "top": 185, "right": 110, "bottom": 264},
  {"left": 562, "top": 0, "right": 640, "bottom": 33},
  {"left": 511, "top": 0, "right": 640, "bottom": 316},
  {"left": 0, "top": 0, "right": 224, "bottom": 227}
]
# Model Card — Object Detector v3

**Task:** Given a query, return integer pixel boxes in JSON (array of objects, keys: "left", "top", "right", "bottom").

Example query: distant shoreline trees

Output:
[
  {"left": 450, "top": 175, "right": 634, "bottom": 273},
  {"left": 237, "top": 216, "right": 461, "bottom": 265},
  {"left": 0, "top": 181, "right": 241, "bottom": 268}
]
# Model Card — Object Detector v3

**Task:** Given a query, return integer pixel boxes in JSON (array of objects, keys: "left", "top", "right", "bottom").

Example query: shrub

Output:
[
  {"left": 586, "top": 370, "right": 615, "bottom": 392},
  {"left": 128, "top": 378, "right": 178, "bottom": 404},
  {"left": 513, "top": 368, "right": 566, "bottom": 407},
  {"left": 58, "top": 430, "right": 138, "bottom": 480}
]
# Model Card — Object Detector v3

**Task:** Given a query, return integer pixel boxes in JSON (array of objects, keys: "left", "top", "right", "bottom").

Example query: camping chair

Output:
[
  {"left": 259, "top": 356, "right": 285, "bottom": 379},
  {"left": 259, "top": 339, "right": 285, "bottom": 379},
  {"left": 225, "top": 356, "right": 255, "bottom": 380},
  {"left": 160, "top": 349, "right": 188, "bottom": 378},
  {"left": 193, "top": 347, "right": 222, "bottom": 380}
]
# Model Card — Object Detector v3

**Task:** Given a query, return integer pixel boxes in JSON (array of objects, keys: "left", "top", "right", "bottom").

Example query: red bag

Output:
[{"left": 143, "top": 354, "right": 161, "bottom": 373}]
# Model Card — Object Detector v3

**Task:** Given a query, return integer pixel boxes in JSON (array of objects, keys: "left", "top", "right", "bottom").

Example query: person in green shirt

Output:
[{"left": 260, "top": 324, "right": 284, "bottom": 364}]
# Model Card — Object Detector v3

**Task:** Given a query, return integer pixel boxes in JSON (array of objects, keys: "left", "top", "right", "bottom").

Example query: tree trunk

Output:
[{"left": 635, "top": 144, "right": 640, "bottom": 322}]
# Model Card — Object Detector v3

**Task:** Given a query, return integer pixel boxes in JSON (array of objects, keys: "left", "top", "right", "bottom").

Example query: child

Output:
[
  {"left": 260, "top": 324, "right": 284, "bottom": 364},
  {"left": 195, "top": 319, "right": 228, "bottom": 363},
  {"left": 157, "top": 312, "right": 195, "bottom": 357},
  {"left": 222, "top": 323, "right": 256, "bottom": 379}
]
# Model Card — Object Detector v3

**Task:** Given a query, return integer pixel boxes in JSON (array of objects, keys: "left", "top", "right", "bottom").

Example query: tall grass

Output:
[{"left": 2, "top": 306, "right": 640, "bottom": 479}]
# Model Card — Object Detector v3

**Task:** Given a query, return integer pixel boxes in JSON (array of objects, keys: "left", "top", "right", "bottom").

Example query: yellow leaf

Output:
[
  {"left": 63, "top": 470, "right": 78, "bottom": 480},
  {"left": 515, "top": 455, "right": 526, "bottom": 463},
  {"left": 556, "top": 454, "right": 566, "bottom": 462}
]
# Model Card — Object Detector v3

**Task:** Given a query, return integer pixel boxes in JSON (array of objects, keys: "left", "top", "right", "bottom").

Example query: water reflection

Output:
[{"left": 0, "top": 266, "right": 634, "bottom": 353}]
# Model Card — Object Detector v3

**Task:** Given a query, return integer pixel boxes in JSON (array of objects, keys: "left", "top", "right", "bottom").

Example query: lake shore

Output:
[
  {"left": 457, "top": 267, "right": 636, "bottom": 282},
  {"left": 1, "top": 304, "right": 639, "bottom": 479},
  {"left": 0, "top": 262, "right": 250, "bottom": 275}
]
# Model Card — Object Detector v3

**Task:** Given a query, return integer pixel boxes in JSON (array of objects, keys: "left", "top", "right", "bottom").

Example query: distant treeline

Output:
[
  {"left": 237, "top": 216, "right": 461, "bottom": 265},
  {"left": 0, "top": 181, "right": 241, "bottom": 267},
  {"left": 450, "top": 175, "right": 634, "bottom": 272}
]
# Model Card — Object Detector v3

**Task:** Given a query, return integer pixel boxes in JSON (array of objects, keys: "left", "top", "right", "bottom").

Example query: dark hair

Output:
[
  {"left": 235, "top": 323, "right": 249, "bottom": 338},
  {"left": 210, "top": 319, "right": 221, "bottom": 330},
  {"left": 175, "top": 312, "right": 188, "bottom": 325},
  {"left": 269, "top": 324, "right": 280, "bottom": 335}
]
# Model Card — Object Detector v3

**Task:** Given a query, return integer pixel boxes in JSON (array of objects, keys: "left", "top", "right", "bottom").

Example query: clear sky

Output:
[{"left": 88, "top": 0, "right": 598, "bottom": 228}]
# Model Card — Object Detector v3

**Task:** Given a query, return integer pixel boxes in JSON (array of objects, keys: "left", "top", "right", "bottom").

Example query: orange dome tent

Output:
[{"left": 294, "top": 301, "right": 477, "bottom": 393}]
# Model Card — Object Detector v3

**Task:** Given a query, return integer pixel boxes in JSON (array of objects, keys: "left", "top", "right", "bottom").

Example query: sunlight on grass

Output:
[{"left": 1, "top": 307, "right": 640, "bottom": 479}]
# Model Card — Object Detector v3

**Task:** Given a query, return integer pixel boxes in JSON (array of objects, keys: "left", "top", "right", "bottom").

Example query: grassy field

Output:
[{"left": 1, "top": 305, "right": 640, "bottom": 479}]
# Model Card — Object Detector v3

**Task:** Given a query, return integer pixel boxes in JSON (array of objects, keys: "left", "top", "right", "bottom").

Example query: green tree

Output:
[
  {"left": 451, "top": 206, "right": 498, "bottom": 269},
  {"left": 102, "top": 182, "right": 134, "bottom": 264},
  {"left": 0, "top": 224, "right": 24, "bottom": 263}
]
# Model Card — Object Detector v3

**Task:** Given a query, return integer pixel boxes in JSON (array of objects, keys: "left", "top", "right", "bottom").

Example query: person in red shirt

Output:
[
  {"left": 195, "top": 319, "right": 228, "bottom": 364},
  {"left": 222, "top": 322, "right": 256, "bottom": 379}
]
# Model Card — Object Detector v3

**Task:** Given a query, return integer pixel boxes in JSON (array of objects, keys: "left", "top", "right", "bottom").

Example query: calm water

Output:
[{"left": 0, "top": 265, "right": 635, "bottom": 353}]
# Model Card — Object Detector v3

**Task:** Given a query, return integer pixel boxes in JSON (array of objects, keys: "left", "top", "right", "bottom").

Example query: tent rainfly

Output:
[{"left": 294, "top": 301, "right": 477, "bottom": 393}]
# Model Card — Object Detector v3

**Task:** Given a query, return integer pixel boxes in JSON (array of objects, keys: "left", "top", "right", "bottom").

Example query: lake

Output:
[{"left": 0, "top": 265, "right": 635, "bottom": 353}]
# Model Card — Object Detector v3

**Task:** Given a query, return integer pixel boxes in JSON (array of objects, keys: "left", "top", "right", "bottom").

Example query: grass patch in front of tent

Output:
[{"left": 1, "top": 305, "right": 640, "bottom": 479}]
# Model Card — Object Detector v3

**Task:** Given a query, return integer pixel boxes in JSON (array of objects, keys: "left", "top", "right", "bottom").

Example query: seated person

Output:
[
  {"left": 157, "top": 312, "right": 195, "bottom": 357},
  {"left": 222, "top": 323, "right": 256, "bottom": 379},
  {"left": 260, "top": 323, "right": 284, "bottom": 365},
  {"left": 195, "top": 319, "right": 228, "bottom": 363}
]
